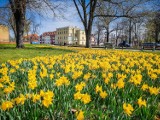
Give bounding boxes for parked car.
[118,42,130,47]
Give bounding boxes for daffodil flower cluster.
[0,48,159,119]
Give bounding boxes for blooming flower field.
[0,48,159,120]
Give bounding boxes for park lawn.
[0,44,74,63]
[1,44,160,63]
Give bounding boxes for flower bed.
[0,49,159,119]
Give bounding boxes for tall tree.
[145,11,160,43]
[74,0,153,47]
[96,1,118,43]
[73,0,97,48]
[0,0,63,48]
[94,20,103,45]
[9,0,26,48]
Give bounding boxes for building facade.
[90,34,97,45]
[55,26,86,45]
[40,31,56,44]
[0,24,9,43]
[23,34,39,43]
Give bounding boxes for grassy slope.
[0,44,73,63]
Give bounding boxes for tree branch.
[73,0,85,25]
[94,14,132,18]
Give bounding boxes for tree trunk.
[97,30,100,46]
[85,29,91,48]
[73,0,97,48]
[9,0,26,48]
[115,24,118,46]
[15,15,25,48]
[129,18,132,44]
[105,26,109,43]
[155,27,159,43]
[106,27,109,43]
[134,23,137,46]
[85,19,93,48]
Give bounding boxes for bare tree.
[73,0,152,48]
[96,1,119,44]
[9,0,27,48]
[24,18,32,42]
[73,0,97,48]
[131,17,145,46]
[94,20,103,45]
[145,11,160,43]
[115,23,123,46]
[0,0,63,48]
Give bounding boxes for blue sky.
[0,0,7,7]
[0,0,84,35]
[37,1,84,34]
[0,0,156,36]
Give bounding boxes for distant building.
[40,31,56,44]
[90,34,96,45]
[0,24,9,43]
[55,26,86,45]
[23,34,39,43]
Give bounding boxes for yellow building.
[55,26,86,45]
[0,24,9,42]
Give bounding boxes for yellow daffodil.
[81,93,91,104]
[123,103,134,116]
[104,78,110,84]
[100,91,108,99]
[83,73,91,81]
[76,110,84,120]
[95,84,102,93]
[141,84,149,91]
[75,82,86,91]
[55,76,70,87]
[32,94,41,103]
[74,92,82,100]
[149,87,159,95]
[137,97,146,107]
[116,79,125,89]
[1,101,13,111]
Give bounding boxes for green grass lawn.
[1,44,160,64]
[0,44,73,63]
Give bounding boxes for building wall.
[43,36,51,44]
[57,27,70,44]
[0,25,9,42]
[23,34,39,43]
[77,30,86,45]
[40,31,56,44]
[90,35,96,45]
[55,26,86,45]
